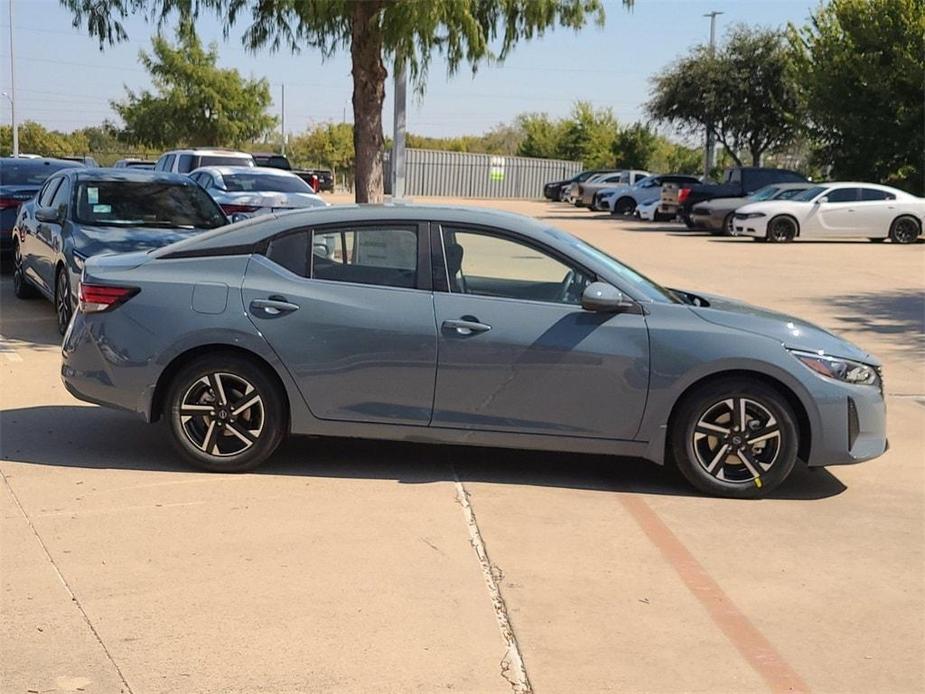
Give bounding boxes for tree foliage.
[789,0,925,193]
[61,0,625,202]
[112,22,276,148]
[612,121,659,169]
[288,121,355,172]
[647,26,801,166]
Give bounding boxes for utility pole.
[280,83,286,155]
[703,10,723,179]
[8,0,18,157]
[391,62,407,200]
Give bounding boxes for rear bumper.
[690,212,723,230]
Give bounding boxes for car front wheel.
[166,354,287,472]
[766,216,798,243]
[670,378,799,499]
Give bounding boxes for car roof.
[1,156,84,166]
[163,148,253,156]
[153,204,567,258]
[69,168,198,184]
[194,166,301,177]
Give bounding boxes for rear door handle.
[250,296,300,317]
[442,318,492,335]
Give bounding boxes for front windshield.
[74,180,227,228]
[545,228,680,304]
[792,186,828,202]
[222,173,312,193]
[748,185,780,202]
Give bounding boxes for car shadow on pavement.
[0,405,847,501]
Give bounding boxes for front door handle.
[442,317,492,335]
[250,296,300,317]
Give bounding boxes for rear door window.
[177,154,195,173]
[860,188,895,201]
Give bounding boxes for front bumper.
[804,374,887,467]
[732,216,769,237]
[690,212,723,231]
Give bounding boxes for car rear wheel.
[889,216,920,244]
[55,267,73,335]
[166,354,286,472]
[670,378,799,499]
[12,242,38,299]
[766,216,797,243]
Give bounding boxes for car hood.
[72,224,205,257]
[686,291,877,364]
[735,200,808,216]
[216,191,328,208]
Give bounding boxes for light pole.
[703,10,723,179]
[6,0,18,157]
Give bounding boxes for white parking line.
[0,335,23,362]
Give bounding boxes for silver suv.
[154,148,255,174]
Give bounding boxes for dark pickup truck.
[679,167,807,228]
[250,153,335,193]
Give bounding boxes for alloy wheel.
[691,397,781,484]
[891,218,919,244]
[55,270,72,333]
[179,372,265,457]
[767,217,796,242]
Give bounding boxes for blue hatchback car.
[61,205,887,498]
[11,168,227,333]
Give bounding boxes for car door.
[22,175,63,293]
[430,225,649,440]
[814,187,862,236]
[854,188,897,237]
[242,221,438,425]
[34,175,72,290]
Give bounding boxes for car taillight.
[78,283,139,313]
[678,188,692,203]
[0,197,24,210]
[220,204,260,215]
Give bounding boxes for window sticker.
[87,187,99,204]
[92,204,112,214]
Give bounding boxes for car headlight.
[788,349,880,386]
[740,212,766,219]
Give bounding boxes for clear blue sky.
[1,0,823,139]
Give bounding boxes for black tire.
[670,378,799,499]
[652,211,669,223]
[766,215,798,243]
[682,213,696,229]
[12,241,38,299]
[888,215,921,244]
[717,212,735,236]
[614,197,636,215]
[165,353,287,473]
[54,266,73,335]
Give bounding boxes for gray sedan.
[61,206,886,498]
[690,183,814,235]
[190,166,328,218]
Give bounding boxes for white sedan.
[732,182,924,244]
[189,166,328,219]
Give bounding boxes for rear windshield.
[74,180,227,229]
[223,173,312,193]
[253,155,291,169]
[0,160,75,185]
[199,155,255,168]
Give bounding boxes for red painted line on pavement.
[620,495,810,694]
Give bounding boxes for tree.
[647,26,801,166]
[612,121,658,169]
[112,22,276,148]
[558,101,618,168]
[288,121,355,180]
[516,113,567,159]
[789,0,925,193]
[62,0,629,202]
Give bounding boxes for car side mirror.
[581,282,634,313]
[816,196,828,205]
[229,212,250,224]
[35,205,62,223]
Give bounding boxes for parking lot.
[2,197,923,693]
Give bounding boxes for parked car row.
[544,165,924,243]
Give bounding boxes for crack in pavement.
[1,469,135,694]
[452,466,532,694]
